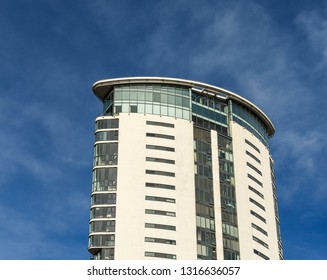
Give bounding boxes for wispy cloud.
[136,1,326,205]
[0,198,89,260]
[296,5,327,69]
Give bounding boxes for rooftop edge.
[92,77,275,136]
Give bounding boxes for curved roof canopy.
[92,77,275,136]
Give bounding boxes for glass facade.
[101,82,270,147]
[218,134,240,260]
[108,84,191,120]
[191,91,228,128]
[194,127,216,260]
[231,101,269,146]
[89,118,119,260]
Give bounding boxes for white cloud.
[296,6,327,68]
[277,130,324,170]
[273,129,327,205]
[0,205,55,259]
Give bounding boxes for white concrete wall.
[230,121,279,259]
[114,113,197,259]
[210,130,224,260]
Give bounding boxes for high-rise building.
[88,77,283,260]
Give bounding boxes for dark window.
[96,118,119,129]
[246,150,261,164]
[94,143,118,166]
[146,170,175,177]
[247,162,262,176]
[248,186,264,199]
[146,157,175,164]
[223,237,240,251]
[248,174,263,187]
[252,223,268,236]
[146,145,175,152]
[221,210,238,226]
[146,121,174,128]
[145,209,176,217]
[92,193,116,205]
[245,139,260,153]
[90,220,116,232]
[146,133,174,140]
[92,168,117,191]
[89,234,115,247]
[253,249,270,260]
[91,206,116,219]
[129,105,137,113]
[250,210,266,223]
[145,196,175,203]
[144,251,176,259]
[145,223,176,231]
[145,182,175,190]
[114,106,122,113]
[224,250,240,260]
[145,237,176,245]
[250,198,265,211]
[95,130,119,142]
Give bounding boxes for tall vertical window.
[194,126,216,260]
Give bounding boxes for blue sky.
[0,0,326,260]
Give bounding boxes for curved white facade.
[88,77,283,260]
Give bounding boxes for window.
[246,150,261,164]
[248,186,264,199]
[221,185,236,199]
[245,139,260,153]
[222,223,239,238]
[224,250,240,260]
[252,223,268,236]
[92,168,117,191]
[250,198,265,211]
[145,196,175,203]
[145,157,175,164]
[196,216,215,231]
[146,145,175,152]
[247,162,262,176]
[91,206,116,219]
[146,121,174,128]
[96,118,119,129]
[250,210,266,223]
[144,251,176,259]
[146,157,175,164]
[145,237,176,245]
[114,106,122,113]
[94,143,118,166]
[146,133,174,140]
[92,193,117,205]
[197,228,216,245]
[248,174,263,187]
[145,182,175,190]
[145,209,176,217]
[221,210,238,226]
[129,105,137,113]
[223,238,240,251]
[253,249,270,260]
[95,130,119,142]
[146,170,175,177]
[90,220,116,232]
[89,234,115,247]
[113,84,190,120]
[145,223,176,231]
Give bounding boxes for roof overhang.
[92,77,275,136]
